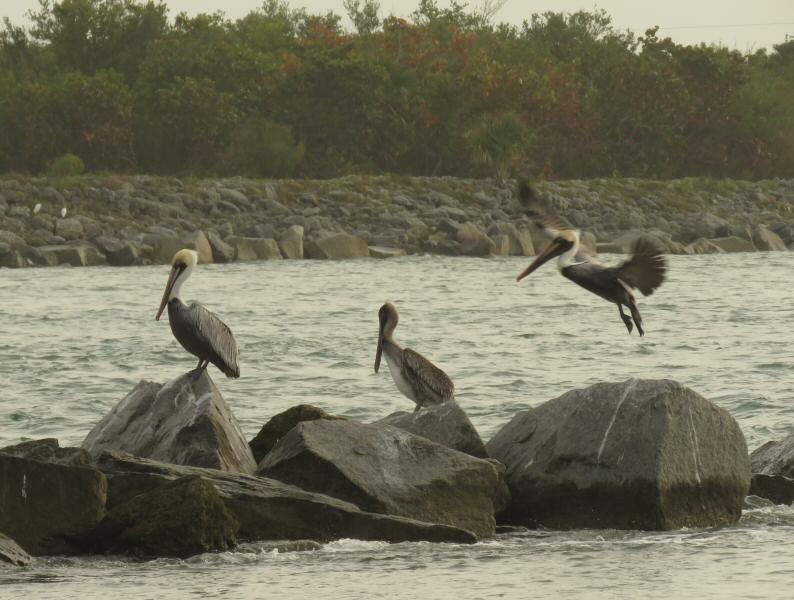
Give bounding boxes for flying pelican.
[374,302,454,411]
[515,182,666,336]
[156,249,240,378]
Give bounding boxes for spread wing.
[612,237,667,296]
[188,302,240,377]
[402,348,454,403]
[517,180,569,237]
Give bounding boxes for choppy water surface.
[1,254,793,599]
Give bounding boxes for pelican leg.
[189,359,209,380]
[628,299,644,337]
[618,305,634,334]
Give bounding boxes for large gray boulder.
[96,451,476,544]
[37,243,106,267]
[0,533,31,566]
[95,236,140,266]
[0,451,107,555]
[227,236,283,261]
[305,233,369,259]
[249,404,343,464]
[751,224,788,251]
[750,433,794,479]
[257,420,507,538]
[206,230,235,263]
[82,373,257,474]
[488,223,534,256]
[487,379,750,530]
[710,236,756,252]
[278,225,304,259]
[375,401,487,458]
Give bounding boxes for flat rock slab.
[305,234,369,259]
[82,372,257,474]
[0,453,107,555]
[375,401,488,458]
[258,420,506,538]
[0,533,32,566]
[95,451,475,545]
[487,379,750,530]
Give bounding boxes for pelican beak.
[156,265,180,321]
[375,313,386,373]
[516,239,566,282]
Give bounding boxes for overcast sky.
[3,1,793,51]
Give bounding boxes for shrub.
[222,117,305,178]
[47,153,85,177]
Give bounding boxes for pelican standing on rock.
[374,302,454,411]
[156,249,240,378]
[515,182,667,336]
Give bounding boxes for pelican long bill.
[156,264,181,321]
[516,239,567,282]
[374,310,386,373]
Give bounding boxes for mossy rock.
[90,475,238,558]
[249,405,344,464]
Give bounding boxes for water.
[1,254,793,599]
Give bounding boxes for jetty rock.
[257,419,508,538]
[82,372,257,474]
[486,379,750,530]
[0,533,32,567]
[375,400,488,458]
[95,451,476,545]
[249,404,344,464]
[0,439,107,555]
[749,434,794,505]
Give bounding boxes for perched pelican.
[515,182,666,336]
[374,302,454,410]
[156,249,240,378]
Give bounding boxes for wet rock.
[205,231,235,263]
[96,452,476,544]
[459,237,496,257]
[0,244,26,268]
[249,404,343,464]
[375,400,488,458]
[0,533,31,566]
[750,224,788,251]
[152,230,213,264]
[750,433,794,478]
[687,238,725,254]
[88,475,238,558]
[227,236,283,261]
[258,420,506,538]
[488,222,534,256]
[82,373,257,474]
[749,473,794,505]
[36,243,106,267]
[54,217,84,240]
[95,236,140,266]
[305,233,369,259]
[1,438,91,467]
[0,453,107,555]
[368,245,406,259]
[490,234,511,256]
[487,379,750,530]
[710,236,756,252]
[278,225,304,259]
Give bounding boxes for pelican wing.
[402,348,455,404]
[188,302,240,377]
[517,180,569,237]
[613,237,667,296]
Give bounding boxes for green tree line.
[1,0,793,179]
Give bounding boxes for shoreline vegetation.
[1,1,793,181]
[1,175,793,268]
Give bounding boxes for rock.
[1,438,91,467]
[0,533,31,567]
[227,236,283,261]
[0,229,27,250]
[54,217,84,240]
[749,473,794,505]
[490,234,511,256]
[374,400,488,458]
[206,230,235,263]
[153,231,213,264]
[455,222,489,244]
[486,379,750,530]
[687,238,725,254]
[488,222,534,256]
[459,237,496,257]
[0,245,26,268]
[182,230,213,263]
[0,453,107,555]
[305,233,369,259]
[249,405,343,464]
[368,245,406,259]
[750,433,794,478]
[580,231,598,255]
[95,236,140,266]
[96,452,476,544]
[36,243,106,267]
[88,475,238,558]
[751,224,788,251]
[82,373,257,474]
[278,225,304,259]
[258,420,506,538]
[710,236,756,252]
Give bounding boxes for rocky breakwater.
[5,175,791,269]
[747,434,794,506]
[487,379,751,530]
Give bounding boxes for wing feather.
[613,237,667,296]
[402,348,454,403]
[517,180,569,237]
[188,302,240,377]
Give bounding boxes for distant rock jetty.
[1,175,793,268]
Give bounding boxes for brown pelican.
[374,302,454,410]
[156,249,240,378]
[516,182,666,336]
